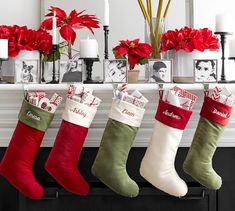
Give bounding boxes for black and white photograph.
[148,59,172,83]
[60,59,83,83]
[14,60,38,83]
[194,59,218,83]
[104,59,127,83]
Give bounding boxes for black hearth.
[1,147,235,211]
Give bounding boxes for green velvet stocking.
[183,117,224,189]
[92,118,139,197]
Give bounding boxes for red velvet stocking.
[45,120,89,195]
[0,121,45,200]
[0,99,54,200]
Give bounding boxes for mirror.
[40,0,193,79]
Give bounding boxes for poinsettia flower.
[40,6,100,45]
[160,27,220,52]
[113,38,152,70]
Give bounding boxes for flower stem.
[68,42,72,59]
[163,0,172,18]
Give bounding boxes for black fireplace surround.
[0,147,234,211]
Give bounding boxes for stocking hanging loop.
[22,83,29,99]
[203,84,209,97]
[112,83,119,98]
[158,83,164,99]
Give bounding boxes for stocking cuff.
[200,96,233,126]
[18,99,54,132]
[62,98,97,128]
[109,99,145,127]
[155,99,192,130]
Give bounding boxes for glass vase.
[145,18,167,59]
[40,59,60,84]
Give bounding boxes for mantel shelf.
[0,83,235,92]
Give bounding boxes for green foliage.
[42,42,67,62]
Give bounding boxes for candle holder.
[215,32,233,83]
[0,59,10,84]
[103,25,109,59]
[47,44,59,84]
[81,57,103,84]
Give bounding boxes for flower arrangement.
[113,38,152,70]
[160,27,220,52]
[0,25,52,57]
[138,0,172,58]
[40,6,100,59]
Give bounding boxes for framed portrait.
[194,59,218,83]
[60,59,83,83]
[14,60,39,83]
[103,59,127,83]
[148,59,173,83]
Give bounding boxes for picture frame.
[103,59,128,83]
[148,59,173,83]
[60,59,83,83]
[14,60,39,83]
[193,59,218,83]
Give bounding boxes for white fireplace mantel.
[0,83,235,148]
[1,83,235,91]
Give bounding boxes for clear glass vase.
[40,60,60,84]
[145,18,167,59]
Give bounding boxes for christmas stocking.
[0,99,54,200]
[183,96,233,189]
[92,97,146,197]
[140,97,193,197]
[45,97,100,196]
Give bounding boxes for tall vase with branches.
[138,0,172,58]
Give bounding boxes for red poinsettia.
[40,6,100,45]
[160,27,220,52]
[113,39,152,70]
[0,25,52,57]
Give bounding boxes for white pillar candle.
[104,0,109,26]
[52,11,57,45]
[216,13,232,32]
[229,38,235,57]
[80,38,98,58]
[0,39,8,59]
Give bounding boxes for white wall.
[0,0,41,29]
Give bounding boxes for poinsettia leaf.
[132,38,140,45]
[72,24,85,30]
[112,50,126,59]
[60,25,76,45]
[138,57,148,65]
[50,6,67,19]
[113,46,129,57]
[43,49,61,62]
[133,43,152,57]
[120,39,131,47]
[69,9,85,19]
[69,10,78,19]
[128,54,139,70]
[58,41,68,54]
[40,18,53,30]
